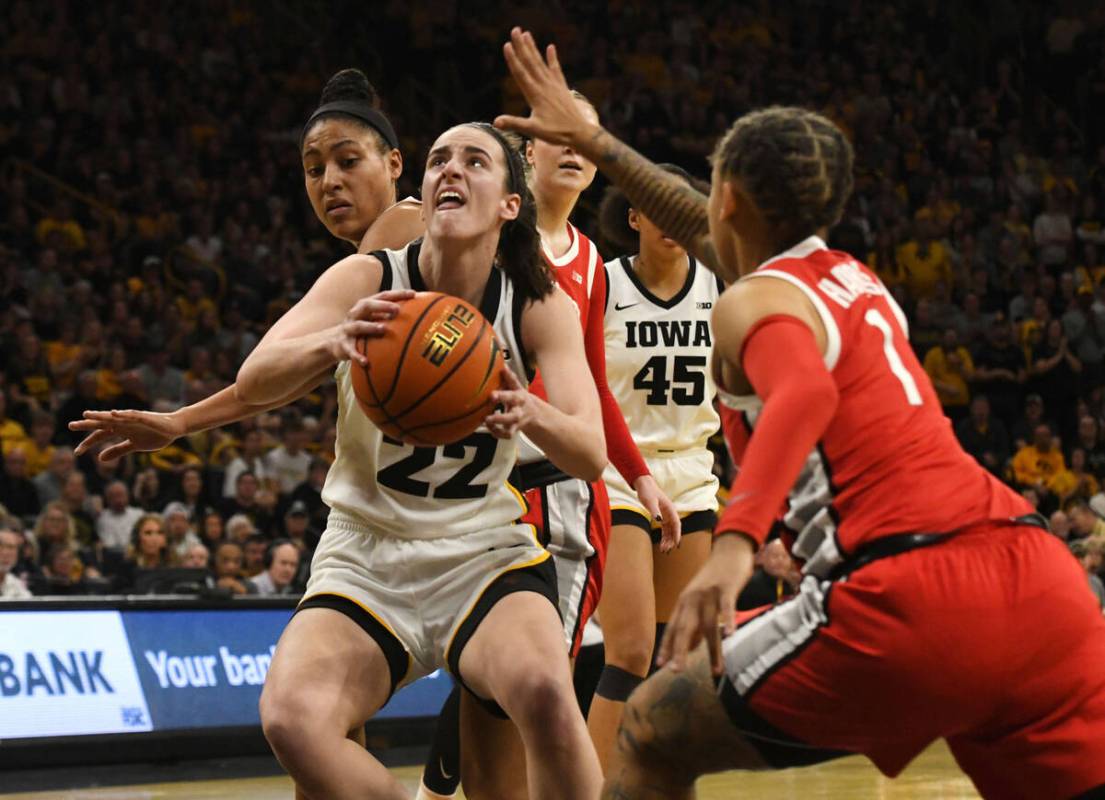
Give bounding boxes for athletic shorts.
[517,460,610,658]
[299,511,557,701]
[604,449,719,543]
[717,520,1105,799]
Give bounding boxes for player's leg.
[586,519,655,773]
[456,587,602,800]
[415,685,462,800]
[295,727,368,800]
[458,691,529,800]
[653,516,714,645]
[260,605,407,800]
[601,646,770,799]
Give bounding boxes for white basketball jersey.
[603,254,721,453]
[322,242,530,539]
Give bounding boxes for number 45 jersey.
[603,254,722,454]
[322,242,531,540]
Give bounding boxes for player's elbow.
[578,447,608,483]
[802,371,840,422]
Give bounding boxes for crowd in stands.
[2,0,1105,600]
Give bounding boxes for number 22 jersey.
[603,254,721,454]
[322,242,530,540]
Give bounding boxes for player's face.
[631,208,686,259]
[526,99,599,200]
[302,119,402,245]
[422,126,521,242]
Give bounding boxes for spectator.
[212,541,251,596]
[1063,285,1105,387]
[32,446,76,506]
[20,412,57,478]
[1069,539,1105,610]
[114,513,171,591]
[955,395,1010,475]
[162,501,201,561]
[225,513,257,544]
[247,539,300,596]
[0,389,28,453]
[923,328,974,421]
[0,527,31,599]
[180,542,210,570]
[265,416,312,496]
[37,543,89,595]
[0,447,41,520]
[167,467,207,523]
[1028,318,1082,440]
[1012,423,1066,504]
[243,532,269,579]
[219,471,273,534]
[200,509,226,551]
[95,480,145,550]
[1050,510,1072,541]
[135,344,184,407]
[222,429,274,498]
[976,313,1025,430]
[1070,415,1105,477]
[1033,190,1074,269]
[59,470,98,545]
[286,457,329,532]
[897,210,954,300]
[1010,394,1054,450]
[132,467,168,511]
[1070,499,1105,541]
[1051,448,1100,505]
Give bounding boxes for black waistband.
[826,513,1049,582]
[513,459,571,491]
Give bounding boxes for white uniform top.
[321,241,530,539]
[603,254,721,454]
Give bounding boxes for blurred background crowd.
[2,0,1105,603]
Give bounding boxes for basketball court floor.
[0,741,977,798]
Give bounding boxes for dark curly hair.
[711,107,854,251]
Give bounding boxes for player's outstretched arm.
[487,288,607,481]
[496,27,722,276]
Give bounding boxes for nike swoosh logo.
[440,757,453,781]
[614,302,638,310]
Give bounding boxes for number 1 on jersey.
[864,309,923,406]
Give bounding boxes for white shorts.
[603,449,719,542]
[300,511,557,695]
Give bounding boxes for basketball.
[350,291,504,446]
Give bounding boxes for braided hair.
[598,163,708,255]
[711,107,854,251]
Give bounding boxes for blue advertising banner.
[0,606,452,739]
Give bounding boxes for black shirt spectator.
[971,316,1026,428]
[956,395,1012,476]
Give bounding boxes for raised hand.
[495,28,598,148]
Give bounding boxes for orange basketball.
[350,291,504,446]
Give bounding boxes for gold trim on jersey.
[442,549,552,667]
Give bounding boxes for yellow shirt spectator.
[896,237,953,299]
[1011,443,1066,487]
[922,337,974,410]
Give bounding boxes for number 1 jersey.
[724,236,1029,563]
[322,242,530,539]
[603,254,721,454]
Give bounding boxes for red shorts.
[719,521,1105,799]
[521,476,610,657]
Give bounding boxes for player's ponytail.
[463,123,554,304]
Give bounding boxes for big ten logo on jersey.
[422,304,476,366]
[817,260,885,308]
[625,319,712,348]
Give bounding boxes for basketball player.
[587,168,722,773]
[245,121,603,800]
[499,28,1105,800]
[70,69,422,460]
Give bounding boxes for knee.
[499,670,577,739]
[604,639,654,679]
[260,682,314,767]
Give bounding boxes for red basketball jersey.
[737,237,1030,557]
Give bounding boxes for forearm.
[176,369,331,435]
[576,125,719,271]
[521,398,606,481]
[236,327,338,405]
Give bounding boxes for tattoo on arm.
[590,128,720,273]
